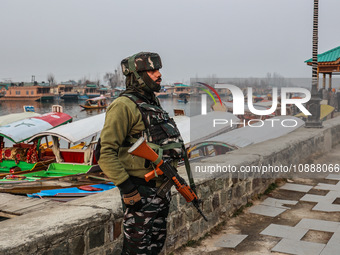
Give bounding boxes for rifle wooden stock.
[144,167,163,182]
[128,137,163,164]
[128,137,208,221]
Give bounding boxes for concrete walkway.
[177,143,340,255]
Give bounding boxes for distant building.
[0,82,54,101]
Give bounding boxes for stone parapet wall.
[1,116,340,255]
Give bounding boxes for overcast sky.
[1,0,340,85]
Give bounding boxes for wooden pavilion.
[305,45,340,90]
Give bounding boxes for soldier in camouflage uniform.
[99,52,185,255]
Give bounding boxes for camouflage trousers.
[121,185,171,255]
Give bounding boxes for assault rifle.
[128,137,208,221]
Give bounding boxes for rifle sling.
[182,144,197,194]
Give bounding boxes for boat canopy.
[0,112,72,143]
[173,111,240,145]
[28,113,105,144]
[205,116,304,148]
[87,96,106,101]
[0,112,41,127]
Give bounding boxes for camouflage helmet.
[121,52,162,76]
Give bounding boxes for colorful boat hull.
[22,163,93,178]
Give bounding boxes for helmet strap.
[128,54,146,87]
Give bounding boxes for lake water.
[0,97,203,121]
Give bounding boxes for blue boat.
[27,183,116,199]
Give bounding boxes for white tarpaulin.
[0,118,53,143]
[0,112,41,127]
[28,113,106,144]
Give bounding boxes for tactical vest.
[122,93,185,159]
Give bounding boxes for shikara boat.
[26,113,106,175]
[79,96,107,109]
[0,105,72,174]
[0,113,107,194]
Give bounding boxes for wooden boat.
[0,169,106,194]
[79,96,107,109]
[0,113,106,194]
[0,159,55,177]
[0,105,72,174]
[27,113,105,167]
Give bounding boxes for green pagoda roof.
[174,83,189,87]
[305,46,340,63]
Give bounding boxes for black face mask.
[120,72,161,106]
[141,72,161,93]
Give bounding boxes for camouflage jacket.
[122,93,184,159]
[98,94,183,188]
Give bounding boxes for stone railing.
[1,116,340,255]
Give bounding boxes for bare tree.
[104,72,115,88]
[205,74,218,86]
[104,66,124,89]
[266,72,272,86]
[47,73,56,85]
[80,76,89,85]
[95,79,100,86]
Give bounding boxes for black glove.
[118,178,143,211]
[123,189,143,211]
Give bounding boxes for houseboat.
[83,84,101,98]
[155,86,174,98]
[58,83,79,101]
[172,83,191,98]
[0,83,54,101]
